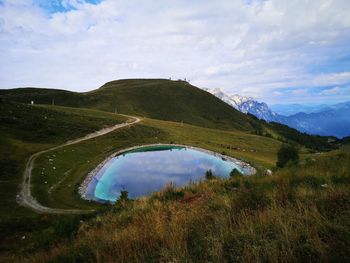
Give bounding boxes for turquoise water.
[85,145,247,202]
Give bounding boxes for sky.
[1,0,350,104]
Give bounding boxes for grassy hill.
[0,101,127,219]
[0,101,281,256]
[0,102,128,144]
[1,102,348,262]
[0,79,347,261]
[0,79,336,151]
[0,79,256,131]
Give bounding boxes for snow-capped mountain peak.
[231,94,254,105]
[203,88,238,109]
[203,87,350,138]
[204,88,279,122]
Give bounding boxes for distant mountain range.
[270,103,331,116]
[204,88,350,138]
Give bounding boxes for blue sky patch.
[34,0,102,13]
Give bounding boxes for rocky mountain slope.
[203,88,280,122]
[204,88,350,138]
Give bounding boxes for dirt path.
[17,115,141,214]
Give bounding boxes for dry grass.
[4,151,350,263]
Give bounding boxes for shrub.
[115,190,129,208]
[205,169,214,180]
[53,216,81,239]
[120,190,128,200]
[276,144,299,168]
[159,183,184,201]
[230,168,242,177]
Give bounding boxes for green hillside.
[0,102,127,218]
[88,79,257,131]
[0,82,348,262]
[0,79,336,151]
[0,102,281,257]
[0,79,256,131]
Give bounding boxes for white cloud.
[0,0,350,104]
[320,86,350,96]
[313,72,350,86]
[320,86,342,95]
[291,89,308,95]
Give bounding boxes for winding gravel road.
[17,115,141,214]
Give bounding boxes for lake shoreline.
[78,143,257,201]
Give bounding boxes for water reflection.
[86,146,245,202]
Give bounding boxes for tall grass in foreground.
[8,151,350,263]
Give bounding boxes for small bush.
[205,169,215,180]
[115,190,129,208]
[54,217,80,239]
[159,183,184,201]
[276,144,299,168]
[331,174,350,185]
[120,190,128,200]
[230,168,242,177]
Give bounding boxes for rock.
[265,169,273,176]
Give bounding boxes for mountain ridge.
[204,88,280,122]
[204,87,350,138]
[0,79,260,132]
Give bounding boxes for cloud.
[320,86,342,95]
[313,72,350,86]
[291,89,308,95]
[320,86,350,96]
[1,0,350,104]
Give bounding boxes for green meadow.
[0,79,348,262]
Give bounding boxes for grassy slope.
[14,150,350,263]
[3,107,348,261]
[0,102,128,144]
[0,80,345,261]
[0,102,128,254]
[0,79,336,151]
[30,117,282,211]
[86,79,256,131]
[0,102,126,217]
[0,79,256,131]
[0,101,282,257]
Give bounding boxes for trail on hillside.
[17,115,141,214]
